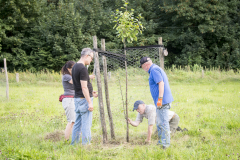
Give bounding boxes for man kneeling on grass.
[128,100,180,144]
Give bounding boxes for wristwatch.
[159,97,163,99]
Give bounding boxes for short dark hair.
[61,61,75,75]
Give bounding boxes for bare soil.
[44,130,64,142]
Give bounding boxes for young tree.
[113,0,144,142]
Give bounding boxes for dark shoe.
[176,126,183,132]
[162,146,168,150]
[183,128,188,132]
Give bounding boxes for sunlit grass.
[0,67,240,159]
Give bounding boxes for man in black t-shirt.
[71,48,98,145]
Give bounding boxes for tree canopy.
[0,0,239,71]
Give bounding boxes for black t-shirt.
[72,63,93,98]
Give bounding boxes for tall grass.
[0,70,61,84]
[1,66,239,85]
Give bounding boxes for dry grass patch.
[44,130,64,142]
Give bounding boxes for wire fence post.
[4,58,9,100]
[158,37,164,70]
[16,73,19,83]
[93,36,108,143]
[102,39,115,140]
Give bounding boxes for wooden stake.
[202,70,204,78]
[16,73,19,83]
[93,36,108,143]
[108,72,111,80]
[102,39,115,139]
[158,37,164,70]
[4,58,9,100]
[101,39,105,51]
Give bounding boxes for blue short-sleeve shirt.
[148,64,173,106]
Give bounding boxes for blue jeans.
[156,103,171,147]
[71,97,93,145]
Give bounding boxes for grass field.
[0,68,240,159]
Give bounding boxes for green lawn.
[0,69,240,159]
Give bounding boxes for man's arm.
[89,75,95,79]
[157,81,164,107]
[80,80,93,111]
[92,91,98,98]
[146,125,153,143]
[128,118,140,127]
[158,80,164,97]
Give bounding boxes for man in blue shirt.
[140,57,174,149]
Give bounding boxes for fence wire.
[95,46,162,114]
[97,47,161,72]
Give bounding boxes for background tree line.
[0,0,239,72]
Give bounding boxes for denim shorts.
[62,98,75,123]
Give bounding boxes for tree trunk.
[123,39,129,142]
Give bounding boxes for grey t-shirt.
[136,104,156,125]
[62,74,75,96]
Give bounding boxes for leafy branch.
[112,0,144,43]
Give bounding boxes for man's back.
[136,104,156,125]
[148,64,173,106]
[72,63,93,98]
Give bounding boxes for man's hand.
[93,91,98,98]
[127,118,132,124]
[88,103,94,112]
[89,75,95,80]
[127,119,140,127]
[147,124,153,143]
[157,98,162,109]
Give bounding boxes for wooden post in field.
[187,65,190,72]
[202,70,204,78]
[16,73,19,83]
[101,39,115,140]
[4,58,9,100]
[108,72,111,80]
[158,37,164,70]
[93,36,108,143]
